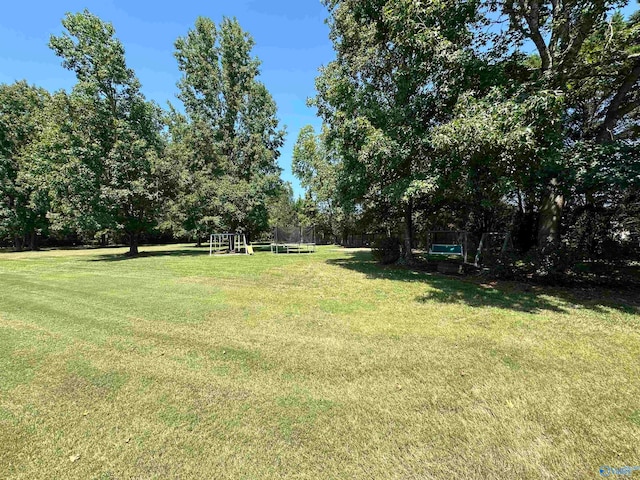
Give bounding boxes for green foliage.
[0,81,50,249]
[172,17,285,240]
[432,87,565,235]
[316,0,640,270]
[46,10,167,254]
[292,125,351,241]
[265,183,298,230]
[493,0,640,260]
[1,2,637,270]
[316,0,493,258]
[1,12,287,250]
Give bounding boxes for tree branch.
[548,0,561,58]
[596,60,640,142]
[558,0,607,75]
[523,0,552,71]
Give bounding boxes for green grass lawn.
[1,244,639,479]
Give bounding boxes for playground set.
[209,233,253,255]
[425,230,514,267]
[208,225,317,256]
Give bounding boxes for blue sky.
[2,1,638,199]
[0,0,336,197]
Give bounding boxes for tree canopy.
[0,81,50,250]
[0,11,287,254]
[171,16,285,242]
[44,10,167,254]
[307,0,639,274]
[1,4,638,275]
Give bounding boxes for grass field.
[1,244,639,479]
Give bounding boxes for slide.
[247,244,254,255]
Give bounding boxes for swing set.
[425,230,514,266]
[209,233,254,255]
[426,231,469,263]
[473,232,514,266]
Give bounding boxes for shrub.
[371,237,401,264]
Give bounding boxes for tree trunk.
[29,231,38,251]
[537,177,565,276]
[403,200,414,264]
[128,232,139,256]
[101,233,107,247]
[196,236,202,247]
[14,235,23,252]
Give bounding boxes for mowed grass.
[0,244,639,479]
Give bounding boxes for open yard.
[0,245,639,479]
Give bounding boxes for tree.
[173,16,285,241]
[317,0,639,270]
[432,87,564,246]
[266,182,299,230]
[292,125,352,243]
[316,0,484,262]
[493,0,640,256]
[0,81,50,250]
[162,106,221,245]
[566,11,640,143]
[47,10,167,255]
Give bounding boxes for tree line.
[0,11,284,255]
[291,0,639,276]
[2,3,639,275]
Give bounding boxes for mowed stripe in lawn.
[0,244,639,479]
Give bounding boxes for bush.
[371,237,401,264]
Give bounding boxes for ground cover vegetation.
[1,245,639,479]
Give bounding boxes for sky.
[2,1,638,199]
[0,0,336,197]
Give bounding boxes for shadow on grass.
[327,251,640,315]
[90,248,210,262]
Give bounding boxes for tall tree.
[47,10,167,255]
[433,87,563,232]
[266,182,299,230]
[0,81,50,250]
[292,125,347,242]
[173,16,285,241]
[316,0,483,262]
[495,0,639,254]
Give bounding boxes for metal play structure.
[271,225,316,254]
[209,233,254,255]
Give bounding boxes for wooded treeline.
[291,0,640,277]
[0,11,285,254]
[2,3,639,278]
